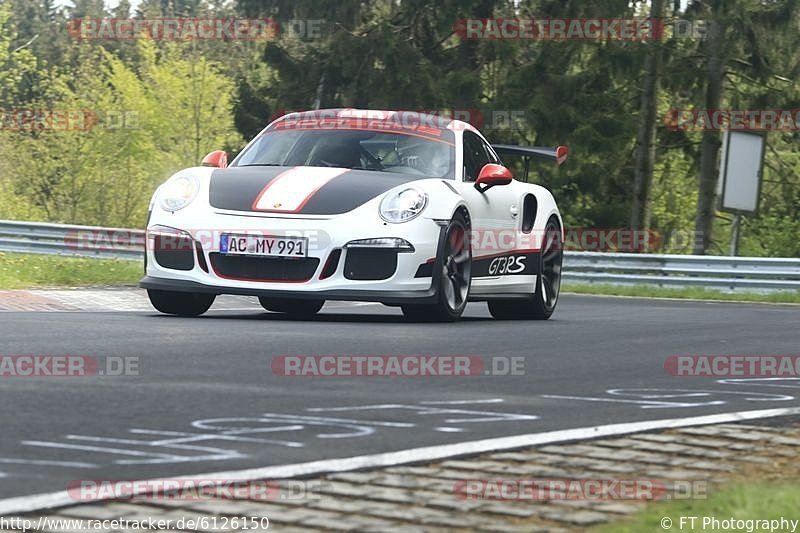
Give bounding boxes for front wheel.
[488,216,563,320]
[402,212,471,322]
[147,289,215,316]
[259,297,324,318]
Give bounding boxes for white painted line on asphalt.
[0,459,96,468]
[2,405,800,515]
[421,399,506,405]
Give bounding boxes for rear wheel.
[402,212,471,322]
[259,297,324,318]
[147,289,215,316]
[488,216,563,320]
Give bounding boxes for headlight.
[159,175,199,212]
[379,188,428,223]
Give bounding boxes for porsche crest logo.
[272,202,282,209]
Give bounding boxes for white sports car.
[140,109,566,321]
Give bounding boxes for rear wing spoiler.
[491,144,568,183]
[491,144,569,167]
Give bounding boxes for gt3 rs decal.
[472,251,540,277]
[209,167,421,215]
[415,249,541,279]
[252,167,347,212]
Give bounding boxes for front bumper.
[139,276,440,304]
[140,208,445,304]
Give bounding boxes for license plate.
[220,234,307,258]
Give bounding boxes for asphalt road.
[1,294,799,499]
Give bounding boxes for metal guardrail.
[1,220,799,292]
[563,251,800,292]
[0,220,144,260]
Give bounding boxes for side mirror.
[475,163,513,193]
[201,150,228,169]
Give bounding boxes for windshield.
[233,128,455,179]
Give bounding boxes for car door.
[455,130,520,264]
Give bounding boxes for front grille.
[209,253,319,282]
[344,249,398,281]
[153,235,195,271]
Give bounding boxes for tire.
[259,297,324,318]
[402,211,471,322]
[147,289,215,316]
[488,216,563,320]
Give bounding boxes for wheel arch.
[452,204,472,228]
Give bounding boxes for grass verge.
[563,282,800,304]
[591,481,800,532]
[0,252,141,289]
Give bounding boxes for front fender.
[416,179,469,222]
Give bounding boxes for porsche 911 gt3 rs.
[140,109,566,321]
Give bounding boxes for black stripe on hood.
[209,166,286,212]
[209,166,424,215]
[300,169,420,214]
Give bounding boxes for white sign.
[718,130,765,213]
